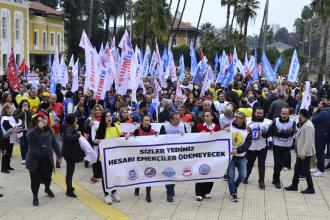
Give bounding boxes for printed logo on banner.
[199,164,211,175]
[182,166,193,177]
[232,132,244,147]
[127,169,138,180]
[144,167,156,178]
[162,167,176,177]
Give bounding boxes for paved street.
[0,145,330,220]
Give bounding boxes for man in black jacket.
[227,112,252,202]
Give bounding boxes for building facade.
[0,0,64,74]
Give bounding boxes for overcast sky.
[166,0,312,35]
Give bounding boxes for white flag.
[59,55,68,87]
[288,49,300,83]
[71,59,79,93]
[300,81,311,110]
[175,81,183,99]
[68,55,74,68]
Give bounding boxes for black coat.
[26,127,61,173]
[61,123,85,162]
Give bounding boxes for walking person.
[61,113,85,198]
[14,99,32,165]
[244,107,269,189]
[227,112,252,202]
[195,111,220,201]
[1,103,21,173]
[267,107,296,189]
[159,112,187,202]
[285,109,315,194]
[26,115,62,206]
[132,115,156,202]
[94,111,126,204]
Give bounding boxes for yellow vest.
[24,95,40,114]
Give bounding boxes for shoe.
[56,162,61,168]
[0,193,3,197]
[167,195,173,202]
[324,164,330,170]
[104,195,112,204]
[310,168,318,173]
[284,185,298,191]
[259,182,265,190]
[299,174,306,179]
[282,167,289,171]
[84,161,89,168]
[66,190,77,198]
[243,179,248,184]
[111,192,120,202]
[301,188,315,194]
[1,170,9,174]
[146,193,151,203]
[134,188,139,196]
[231,194,238,202]
[90,177,98,183]
[8,167,14,171]
[45,188,54,198]
[196,196,203,201]
[33,197,39,206]
[21,160,26,165]
[204,194,211,199]
[272,181,281,189]
[223,174,228,181]
[312,171,325,177]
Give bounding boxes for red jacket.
[197,123,220,132]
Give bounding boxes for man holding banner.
[159,112,187,202]
[227,112,252,202]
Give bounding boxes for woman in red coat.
[195,111,220,201]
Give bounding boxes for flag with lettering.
[178,54,185,82]
[261,51,276,82]
[288,50,300,83]
[71,59,79,93]
[142,44,151,77]
[6,48,20,91]
[217,50,229,83]
[60,55,68,87]
[162,46,168,72]
[273,55,283,76]
[50,48,60,93]
[190,41,198,77]
[214,54,219,73]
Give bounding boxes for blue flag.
[221,62,234,87]
[261,51,276,82]
[190,42,198,77]
[253,49,258,80]
[273,55,283,76]
[214,54,219,73]
[193,56,208,84]
[179,55,185,82]
[162,46,168,71]
[48,53,52,68]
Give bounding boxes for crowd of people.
[0,69,330,205]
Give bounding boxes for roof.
[29,1,62,17]
[170,18,199,31]
[267,41,293,52]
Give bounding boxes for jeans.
[66,161,75,191]
[292,156,314,189]
[246,148,267,183]
[19,131,28,160]
[315,135,326,172]
[227,157,247,195]
[165,184,175,197]
[273,146,290,183]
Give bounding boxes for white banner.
[99,131,231,191]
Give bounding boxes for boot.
[146,187,151,202]
[33,196,39,206]
[66,189,77,198]
[134,188,139,196]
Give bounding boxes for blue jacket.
[312,108,330,137]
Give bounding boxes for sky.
[166,0,312,35]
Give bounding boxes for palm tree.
[229,0,239,33]
[235,0,260,38]
[194,0,206,47]
[133,0,172,47]
[311,0,330,82]
[221,0,233,37]
[168,0,181,44]
[172,0,187,46]
[103,0,126,41]
[87,0,94,38]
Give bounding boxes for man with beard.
[267,107,296,189]
[244,107,269,189]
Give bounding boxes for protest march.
[1,1,330,219]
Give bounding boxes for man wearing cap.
[42,92,50,102]
[227,111,252,202]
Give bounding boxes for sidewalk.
[0,145,330,220]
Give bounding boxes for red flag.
[19,58,30,72]
[6,48,20,91]
[199,49,204,61]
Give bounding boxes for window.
[34,30,39,48]
[2,54,8,71]
[42,32,47,50]
[172,36,177,47]
[57,33,61,50]
[15,18,20,40]
[16,54,20,65]
[50,32,55,49]
[2,16,7,39]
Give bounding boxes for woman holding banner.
[195,111,220,201]
[94,111,128,204]
[132,115,156,203]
